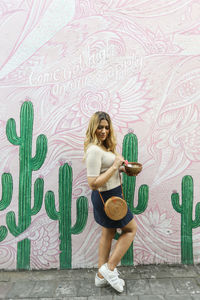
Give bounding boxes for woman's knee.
[122,219,137,236]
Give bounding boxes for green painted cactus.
[0,226,7,242]
[0,173,13,241]
[0,173,13,211]
[5,101,47,269]
[120,132,149,265]
[171,175,200,264]
[45,163,88,269]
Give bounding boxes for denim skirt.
[91,185,133,228]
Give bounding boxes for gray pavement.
[0,264,200,299]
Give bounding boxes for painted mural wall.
[0,0,200,270]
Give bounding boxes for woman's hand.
[119,165,126,173]
[113,154,124,170]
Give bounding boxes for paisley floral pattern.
[0,0,200,269]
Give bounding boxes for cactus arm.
[171,193,182,213]
[45,191,59,220]
[32,135,48,171]
[71,196,88,234]
[0,226,8,241]
[6,211,22,237]
[133,185,149,214]
[6,118,21,145]
[31,178,44,215]
[192,203,200,228]
[0,173,13,210]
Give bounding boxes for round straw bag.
[98,173,128,221]
[104,196,128,220]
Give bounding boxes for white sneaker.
[95,274,109,287]
[95,273,125,287]
[114,268,125,286]
[99,263,124,292]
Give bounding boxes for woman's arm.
[87,154,124,190]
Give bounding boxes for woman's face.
[95,119,110,144]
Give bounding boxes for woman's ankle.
[107,262,116,271]
[97,272,104,279]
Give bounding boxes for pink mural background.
[0,0,200,269]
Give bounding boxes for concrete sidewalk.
[0,264,200,300]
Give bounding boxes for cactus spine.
[5,101,47,269]
[120,133,149,265]
[171,175,200,264]
[0,173,13,241]
[45,163,88,269]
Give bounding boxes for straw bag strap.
[98,171,124,205]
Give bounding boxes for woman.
[84,111,137,293]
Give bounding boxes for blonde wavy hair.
[84,111,117,153]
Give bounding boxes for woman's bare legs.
[107,219,137,271]
[97,227,116,278]
[98,218,137,276]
